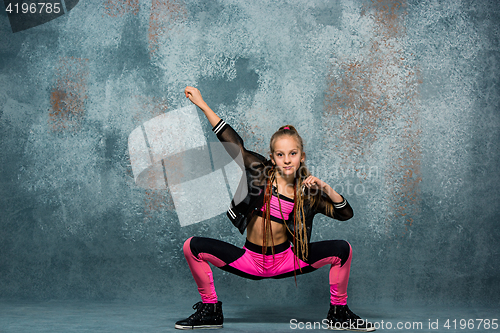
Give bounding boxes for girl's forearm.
[323,184,344,204]
[184,86,221,128]
[197,101,221,128]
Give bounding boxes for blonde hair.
[260,125,334,263]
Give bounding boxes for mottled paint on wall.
[49,57,89,132]
[0,0,499,306]
[128,95,176,218]
[148,0,187,58]
[104,0,140,17]
[324,0,421,239]
[143,189,174,220]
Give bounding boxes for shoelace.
[192,301,203,310]
[187,302,206,320]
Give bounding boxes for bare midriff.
[246,214,288,246]
[246,180,295,246]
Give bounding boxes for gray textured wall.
[1,0,499,307]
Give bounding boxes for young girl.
[175,86,374,331]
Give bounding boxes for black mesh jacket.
[212,119,354,243]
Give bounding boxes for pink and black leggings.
[183,236,352,305]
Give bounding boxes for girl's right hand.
[185,86,205,107]
[184,86,220,126]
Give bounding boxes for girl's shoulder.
[248,150,268,163]
[245,153,272,173]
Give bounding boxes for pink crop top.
[260,186,295,224]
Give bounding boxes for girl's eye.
[291,152,296,155]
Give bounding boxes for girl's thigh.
[189,236,246,265]
[307,240,351,267]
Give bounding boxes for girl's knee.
[183,236,195,255]
[344,240,352,254]
[339,240,352,265]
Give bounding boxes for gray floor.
[0,300,498,333]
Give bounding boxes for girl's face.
[271,135,305,179]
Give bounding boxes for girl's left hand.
[302,175,328,192]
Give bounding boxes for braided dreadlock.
[259,125,335,264]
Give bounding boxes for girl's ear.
[270,154,275,165]
[301,151,306,163]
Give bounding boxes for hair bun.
[280,125,297,132]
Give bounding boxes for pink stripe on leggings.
[183,237,352,305]
[310,242,352,305]
[183,237,219,303]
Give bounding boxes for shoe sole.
[175,324,223,330]
[347,328,376,332]
[327,325,376,332]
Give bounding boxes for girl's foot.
[175,301,223,329]
[326,304,375,331]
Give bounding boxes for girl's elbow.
[338,209,354,221]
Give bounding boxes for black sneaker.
[175,301,223,330]
[326,304,375,331]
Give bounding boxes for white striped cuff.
[213,120,227,136]
[227,207,236,219]
[333,199,347,209]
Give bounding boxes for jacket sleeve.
[315,193,354,221]
[212,119,266,169]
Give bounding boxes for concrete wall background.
[1,0,499,307]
